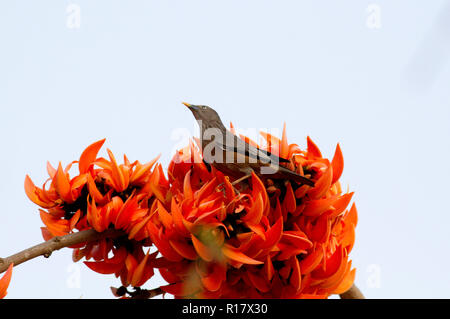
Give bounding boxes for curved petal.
[84,260,123,275]
[308,165,332,200]
[79,139,106,174]
[331,143,344,185]
[0,263,13,299]
[24,175,54,208]
[55,162,74,203]
[306,136,322,158]
[222,244,263,265]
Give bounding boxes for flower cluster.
[155,126,357,298]
[25,139,161,288]
[24,126,358,298]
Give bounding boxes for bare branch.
[0,228,124,274]
[339,284,365,299]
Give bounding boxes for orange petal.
[262,217,283,249]
[308,165,332,200]
[222,244,263,265]
[201,264,226,292]
[247,223,266,240]
[0,263,13,299]
[196,178,218,203]
[107,148,127,192]
[223,176,235,202]
[24,175,53,208]
[332,267,356,295]
[282,232,313,249]
[276,242,307,260]
[247,270,270,293]
[114,195,139,229]
[69,209,81,231]
[131,250,153,287]
[169,239,198,260]
[302,196,336,217]
[183,170,193,200]
[264,255,274,281]
[344,202,358,227]
[299,247,324,275]
[171,198,191,236]
[55,162,74,203]
[341,223,356,253]
[128,214,151,240]
[260,131,281,155]
[229,122,236,134]
[130,154,160,184]
[79,139,106,174]
[84,260,123,274]
[86,174,106,204]
[320,254,349,289]
[309,215,331,243]
[87,198,105,232]
[46,161,57,178]
[312,245,344,279]
[106,246,128,264]
[243,193,263,225]
[251,172,269,215]
[157,200,173,229]
[326,192,354,219]
[307,136,322,158]
[280,123,289,160]
[125,253,138,284]
[331,143,344,185]
[39,209,69,236]
[147,223,183,262]
[283,181,296,213]
[290,256,302,292]
[191,234,214,262]
[40,227,54,241]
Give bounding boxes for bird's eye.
[202,106,207,110]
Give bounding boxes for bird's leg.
[231,174,252,186]
[216,178,242,196]
[231,167,254,187]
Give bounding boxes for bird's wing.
[220,131,290,164]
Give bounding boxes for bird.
[183,102,315,187]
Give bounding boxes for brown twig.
[0,228,124,274]
[339,284,365,299]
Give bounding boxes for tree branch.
[0,228,124,274]
[339,284,365,299]
[0,229,364,299]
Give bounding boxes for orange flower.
[0,263,13,299]
[25,139,161,288]
[149,126,358,299]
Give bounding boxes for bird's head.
[182,102,223,127]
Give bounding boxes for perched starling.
[183,102,314,187]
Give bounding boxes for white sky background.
[1,1,449,298]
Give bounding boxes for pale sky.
[1,1,449,298]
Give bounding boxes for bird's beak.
[182,102,199,110]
